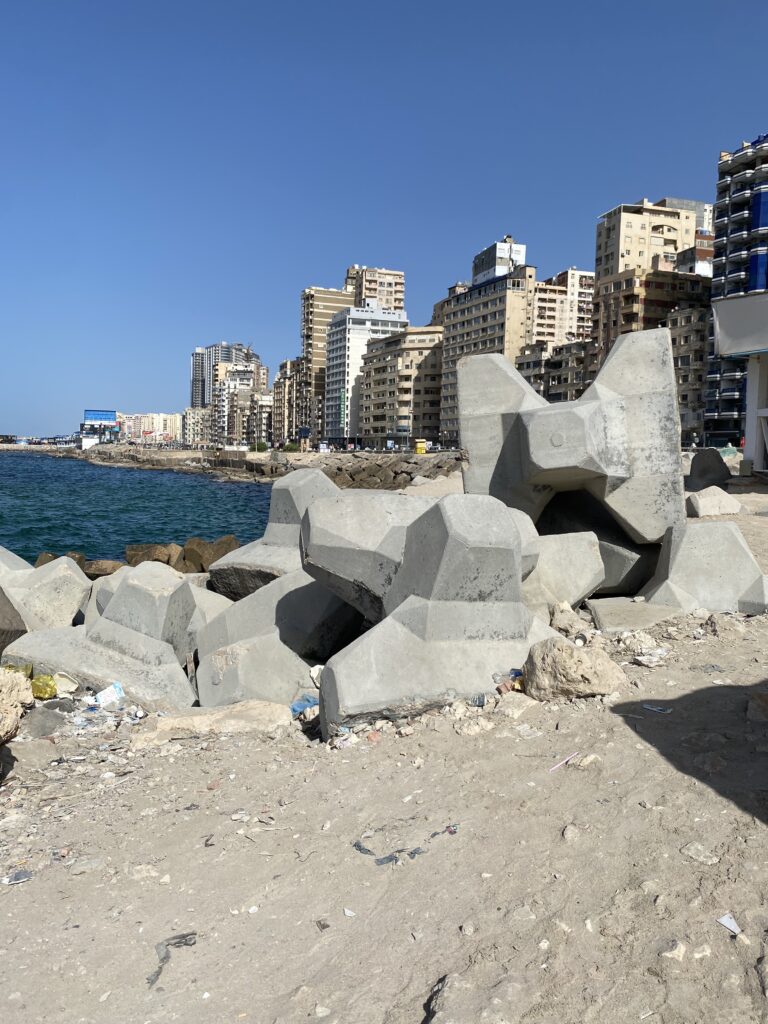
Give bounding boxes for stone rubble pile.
[1,329,765,744]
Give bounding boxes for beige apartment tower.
[359,326,442,447]
[345,265,405,311]
[300,286,356,437]
[594,198,709,282]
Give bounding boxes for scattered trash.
[1,869,33,886]
[315,919,330,932]
[469,693,488,707]
[353,823,458,867]
[343,907,356,917]
[549,751,580,772]
[633,650,669,668]
[94,682,126,709]
[147,931,197,989]
[52,672,79,695]
[717,913,742,936]
[31,675,57,700]
[291,693,320,718]
[642,704,673,715]
[202,834,214,847]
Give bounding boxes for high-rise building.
[344,265,405,311]
[359,326,443,447]
[190,349,206,408]
[210,362,267,446]
[324,302,408,442]
[711,134,768,459]
[595,198,704,282]
[300,285,356,438]
[188,342,262,408]
[182,406,212,447]
[247,393,273,447]
[272,358,301,446]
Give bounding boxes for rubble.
[522,636,627,701]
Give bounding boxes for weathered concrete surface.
[102,562,196,653]
[320,596,554,736]
[685,448,732,492]
[585,596,682,634]
[83,566,132,628]
[168,583,232,665]
[1,626,195,708]
[686,486,742,518]
[641,522,768,614]
[0,546,33,574]
[196,570,362,662]
[196,631,313,707]
[300,492,437,622]
[458,328,686,544]
[209,469,339,599]
[131,700,293,748]
[0,557,92,654]
[522,636,626,700]
[521,532,604,619]
[86,617,182,667]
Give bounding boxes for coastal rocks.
[522,636,626,701]
[209,469,339,600]
[0,557,91,655]
[196,632,313,707]
[123,535,240,574]
[83,559,127,580]
[102,561,196,656]
[182,535,240,572]
[1,626,194,708]
[0,667,34,746]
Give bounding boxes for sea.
[0,451,271,563]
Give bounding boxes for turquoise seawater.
[0,452,271,563]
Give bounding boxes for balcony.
[728,247,749,260]
[722,369,745,379]
[727,268,747,280]
[720,388,741,399]
[731,207,751,221]
[731,186,753,201]
[706,372,722,381]
[729,228,750,244]
[714,233,727,246]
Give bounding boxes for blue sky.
[1,0,766,435]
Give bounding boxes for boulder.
[64,551,87,572]
[300,492,437,621]
[209,470,339,599]
[0,667,34,708]
[685,486,742,518]
[522,636,626,700]
[458,328,686,544]
[182,537,215,572]
[641,522,768,614]
[83,559,127,580]
[196,570,362,662]
[0,557,91,654]
[685,448,732,492]
[34,552,58,568]
[86,617,182,667]
[102,561,196,653]
[125,542,176,567]
[1,703,22,745]
[131,700,292,748]
[1,626,194,708]
[549,602,587,638]
[197,631,313,707]
[521,532,604,619]
[170,582,232,664]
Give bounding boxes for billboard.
[83,409,117,426]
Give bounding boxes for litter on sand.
[147,931,197,989]
[549,751,580,772]
[1,870,33,886]
[717,913,742,936]
[291,694,320,718]
[642,704,673,715]
[352,823,459,866]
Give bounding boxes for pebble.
[680,841,719,865]
[562,824,579,843]
[460,920,476,936]
[659,940,686,961]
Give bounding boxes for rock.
[0,703,22,745]
[0,557,91,654]
[83,559,127,580]
[685,486,742,518]
[196,631,313,707]
[550,602,587,637]
[125,543,175,567]
[494,690,537,719]
[34,552,58,568]
[522,532,604,618]
[685,448,732,492]
[101,561,197,652]
[641,522,768,614]
[680,841,719,865]
[63,551,87,571]
[1,626,195,709]
[209,470,339,599]
[458,328,686,544]
[196,570,362,662]
[182,537,214,572]
[522,636,626,701]
[0,667,34,708]
[131,700,292,748]
[19,705,68,739]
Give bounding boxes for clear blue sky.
[1,0,765,435]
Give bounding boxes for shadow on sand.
[612,681,768,824]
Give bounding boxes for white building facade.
[324,302,408,442]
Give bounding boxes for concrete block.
[177,584,232,664]
[641,522,768,614]
[86,617,181,667]
[83,565,132,627]
[300,492,437,621]
[196,631,313,707]
[685,448,731,492]
[0,546,33,574]
[585,596,682,634]
[521,532,604,619]
[0,557,92,654]
[102,561,196,654]
[196,569,362,662]
[209,469,339,599]
[686,485,742,518]
[1,626,194,708]
[458,328,686,544]
[319,595,555,735]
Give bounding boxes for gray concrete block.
[167,583,232,665]
[86,617,181,667]
[521,532,604,619]
[84,565,132,627]
[458,328,686,544]
[0,557,92,654]
[641,522,768,614]
[685,448,731,492]
[209,469,339,599]
[300,492,437,621]
[685,486,742,517]
[585,596,682,634]
[319,595,555,735]
[1,626,195,708]
[102,561,196,653]
[0,546,33,574]
[196,569,362,662]
[196,631,313,707]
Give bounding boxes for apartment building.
[595,198,705,282]
[358,326,442,447]
[712,133,768,461]
[247,393,273,447]
[324,302,408,442]
[210,363,267,446]
[662,301,710,444]
[345,264,405,311]
[119,412,182,443]
[182,406,212,447]
[271,358,301,446]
